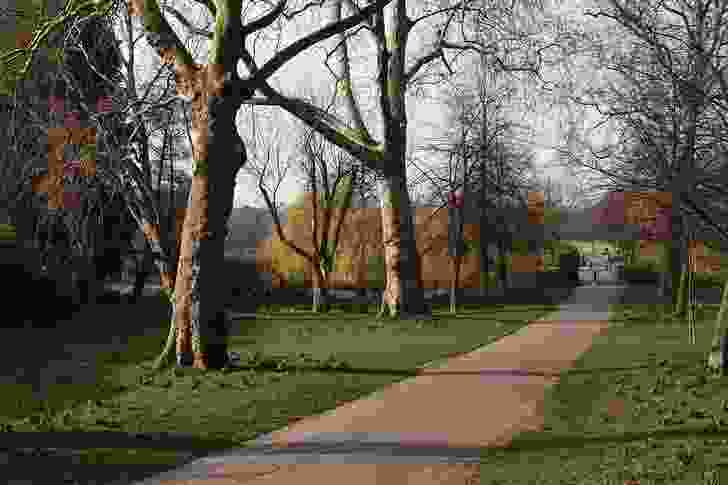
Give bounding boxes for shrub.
[622,260,659,283]
[287,270,307,289]
[221,257,265,313]
[693,270,728,289]
[2,261,79,328]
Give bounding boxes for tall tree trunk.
[496,237,509,291]
[377,171,427,318]
[122,0,250,371]
[373,0,428,320]
[450,205,465,314]
[669,211,685,309]
[132,244,152,302]
[708,278,728,374]
[675,261,689,317]
[173,74,243,370]
[479,241,490,297]
[311,266,330,313]
[478,95,488,298]
[450,251,463,314]
[673,217,693,319]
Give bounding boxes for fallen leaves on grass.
[236,351,353,372]
[605,399,627,418]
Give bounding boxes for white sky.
[113,0,605,209]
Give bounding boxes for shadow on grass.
[5,423,728,456]
[210,358,697,379]
[496,423,728,455]
[0,430,241,453]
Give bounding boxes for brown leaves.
[128,0,145,18]
[605,398,627,418]
[15,30,33,49]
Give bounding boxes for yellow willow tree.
[254,123,359,313]
[1,0,395,371]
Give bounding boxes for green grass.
[566,240,618,258]
[479,302,728,484]
[245,303,559,371]
[0,296,557,485]
[0,223,16,244]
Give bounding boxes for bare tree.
[418,80,541,300]
[555,0,728,370]
[245,92,373,312]
[239,0,562,318]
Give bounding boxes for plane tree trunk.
[126,0,248,370]
[377,169,428,318]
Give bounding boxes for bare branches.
[243,0,287,34]
[189,0,218,17]
[162,5,213,39]
[239,0,394,90]
[563,0,728,249]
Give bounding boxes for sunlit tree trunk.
[126,0,248,370]
[311,266,330,313]
[709,278,728,374]
[374,0,428,318]
[378,170,427,317]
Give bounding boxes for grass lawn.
[0,296,557,485]
[0,223,16,245]
[566,240,618,258]
[479,302,728,485]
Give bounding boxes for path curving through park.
[130,285,625,484]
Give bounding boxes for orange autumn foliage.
[255,205,528,290]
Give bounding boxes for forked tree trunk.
[172,67,244,370]
[122,0,250,371]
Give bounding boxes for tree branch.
[240,0,394,90]
[242,0,287,35]
[163,5,213,39]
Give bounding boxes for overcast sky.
[112,0,606,209]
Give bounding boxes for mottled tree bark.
[377,171,428,318]
[709,278,728,374]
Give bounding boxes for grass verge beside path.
[480,302,728,485]
[1,300,556,485]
